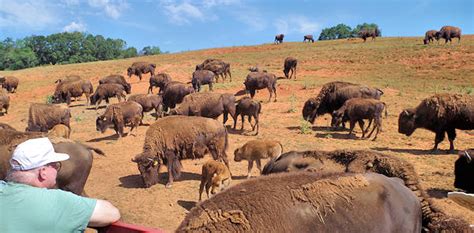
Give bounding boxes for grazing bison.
[455,150,474,193]
[53,79,94,106]
[127,94,163,120]
[96,101,143,138]
[127,62,156,81]
[274,34,284,44]
[132,116,229,188]
[331,98,387,140]
[424,30,439,44]
[199,160,231,201]
[196,59,231,83]
[192,70,215,92]
[303,34,314,43]
[26,103,71,132]
[170,92,236,126]
[234,139,283,178]
[358,28,380,42]
[0,130,104,195]
[99,74,131,94]
[303,81,383,125]
[48,124,71,139]
[283,57,297,80]
[261,149,471,232]
[234,96,262,135]
[148,72,172,94]
[161,82,194,111]
[177,172,422,233]
[436,26,461,44]
[0,90,9,115]
[0,76,19,93]
[90,83,127,110]
[398,94,474,153]
[244,71,277,102]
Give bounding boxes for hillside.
[1,36,473,231]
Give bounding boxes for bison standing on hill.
[148,72,172,94]
[192,70,216,92]
[127,94,163,120]
[274,34,284,44]
[424,30,439,44]
[26,103,71,132]
[53,79,94,106]
[196,59,231,83]
[132,116,229,188]
[90,83,127,109]
[358,28,380,42]
[0,76,19,93]
[283,57,297,80]
[436,26,461,44]
[234,96,262,135]
[127,62,156,81]
[99,74,131,94]
[303,34,314,43]
[398,94,473,153]
[96,101,143,138]
[244,72,277,102]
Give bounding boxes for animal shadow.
[177,200,197,211]
[371,147,458,156]
[178,171,201,181]
[315,132,357,140]
[426,188,450,199]
[119,175,144,188]
[86,105,106,110]
[231,175,249,180]
[0,112,5,117]
[87,133,121,142]
[285,126,333,132]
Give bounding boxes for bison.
[234,139,283,178]
[90,83,127,110]
[169,92,236,126]
[436,26,461,44]
[358,28,380,42]
[96,101,143,138]
[26,103,71,132]
[199,160,231,201]
[283,57,297,80]
[99,74,131,94]
[302,81,383,125]
[177,172,422,233]
[48,124,71,139]
[132,116,229,188]
[196,59,231,83]
[424,30,439,45]
[454,150,474,193]
[303,34,314,43]
[233,97,262,135]
[148,72,172,94]
[191,70,215,92]
[161,82,194,111]
[127,94,163,120]
[274,34,284,44]
[398,94,474,153]
[244,71,277,102]
[0,90,9,115]
[127,62,156,81]
[53,79,94,106]
[0,76,19,93]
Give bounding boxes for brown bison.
[169,92,236,126]
[148,72,172,94]
[48,124,71,139]
[177,172,422,233]
[261,149,471,232]
[283,57,297,80]
[132,116,229,188]
[455,150,474,193]
[234,139,283,178]
[424,30,439,44]
[302,81,383,125]
[191,70,215,92]
[99,74,131,94]
[274,34,284,44]
[0,130,104,195]
[127,94,163,120]
[26,103,71,132]
[127,62,156,81]
[233,96,262,135]
[96,101,143,138]
[303,34,314,43]
[398,94,474,153]
[53,79,94,106]
[244,71,277,102]
[0,76,19,93]
[436,26,461,44]
[199,160,231,201]
[161,82,194,111]
[90,83,127,110]
[196,59,231,83]
[0,89,10,115]
[358,28,380,42]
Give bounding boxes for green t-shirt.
[0,181,97,233]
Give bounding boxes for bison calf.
[234,97,262,135]
[96,101,143,138]
[127,94,163,120]
[199,160,231,201]
[90,83,127,110]
[48,124,71,139]
[234,139,283,178]
[0,90,9,115]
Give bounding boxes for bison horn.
[146,157,154,162]
[402,110,409,115]
[464,151,472,163]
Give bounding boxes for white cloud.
[63,21,86,32]
[87,0,128,19]
[203,0,240,8]
[0,0,56,29]
[163,2,205,25]
[274,16,321,35]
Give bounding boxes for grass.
[287,94,297,113]
[299,118,313,134]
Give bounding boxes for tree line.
[318,23,381,41]
[0,32,164,71]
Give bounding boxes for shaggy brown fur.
[196,59,231,83]
[0,89,9,115]
[283,57,297,80]
[424,30,439,44]
[161,82,194,111]
[48,124,71,139]
[303,34,314,43]
[358,28,380,42]
[455,150,474,193]
[0,76,19,93]
[233,96,262,135]
[261,149,471,232]
[192,70,215,92]
[244,71,277,102]
[26,103,71,132]
[148,72,172,94]
[170,92,236,126]
[99,74,131,94]
[127,94,163,119]
[127,62,156,81]
[96,101,143,137]
[178,172,421,233]
[90,83,127,109]
[274,34,284,44]
[234,139,283,178]
[437,26,461,44]
[199,160,231,201]
[132,116,229,188]
[398,94,474,153]
[53,79,94,106]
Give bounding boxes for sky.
[0,0,473,53]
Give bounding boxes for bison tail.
[86,145,106,156]
[383,103,388,118]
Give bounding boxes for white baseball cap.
[10,137,70,171]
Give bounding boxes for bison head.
[95,115,109,133]
[124,83,132,94]
[127,67,134,77]
[52,92,65,104]
[234,148,244,162]
[398,109,417,136]
[454,150,474,193]
[210,173,231,195]
[132,154,160,188]
[302,98,318,124]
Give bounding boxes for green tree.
[318,24,353,40]
[140,46,162,55]
[352,23,381,37]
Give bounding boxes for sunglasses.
[46,162,62,172]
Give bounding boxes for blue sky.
[0,0,473,53]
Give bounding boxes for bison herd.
[0,26,471,232]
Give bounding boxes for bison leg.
[233,112,239,130]
[138,73,143,81]
[364,119,373,133]
[431,131,446,153]
[199,175,207,201]
[209,83,213,92]
[256,159,262,174]
[247,160,254,178]
[165,150,181,188]
[148,85,153,94]
[447,128,456,153]
[358,120,366,138]
[240,115,245,131]
[348,120,356,137]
